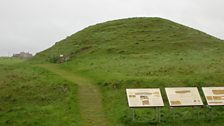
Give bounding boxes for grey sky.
[0,0,223,56]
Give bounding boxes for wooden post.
[132,108,135,122]
[157,107,161,123]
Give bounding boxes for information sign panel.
[165,87,203,106]
[126,88,164,107]
[202,87,224,106]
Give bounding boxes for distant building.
[13,52,33,59]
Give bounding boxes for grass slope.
[31,17,224,125]
[0,58,81,126]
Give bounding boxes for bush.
[47,56,59,63]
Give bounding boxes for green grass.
[58,53,224,126]
[0,59,81,126]
[38,64,112,126]
[0,57,24,65]
[28,17,224,125]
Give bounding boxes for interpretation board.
[202,87,224,106]
[165,87,203,107]
[126,88,164,107]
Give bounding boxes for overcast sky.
[0,0,223,56]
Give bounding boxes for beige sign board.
[126,89,164,107]
[202,87,224,106]
[165,87,203,106]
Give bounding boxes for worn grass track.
[38,64,111,126]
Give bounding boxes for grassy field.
[8,17,224,125]
[58,53,224,126]
[0,58,81,126]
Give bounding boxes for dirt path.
[38,64,111,126]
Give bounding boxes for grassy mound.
[31,17,224,125]
[33,17,223,63]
